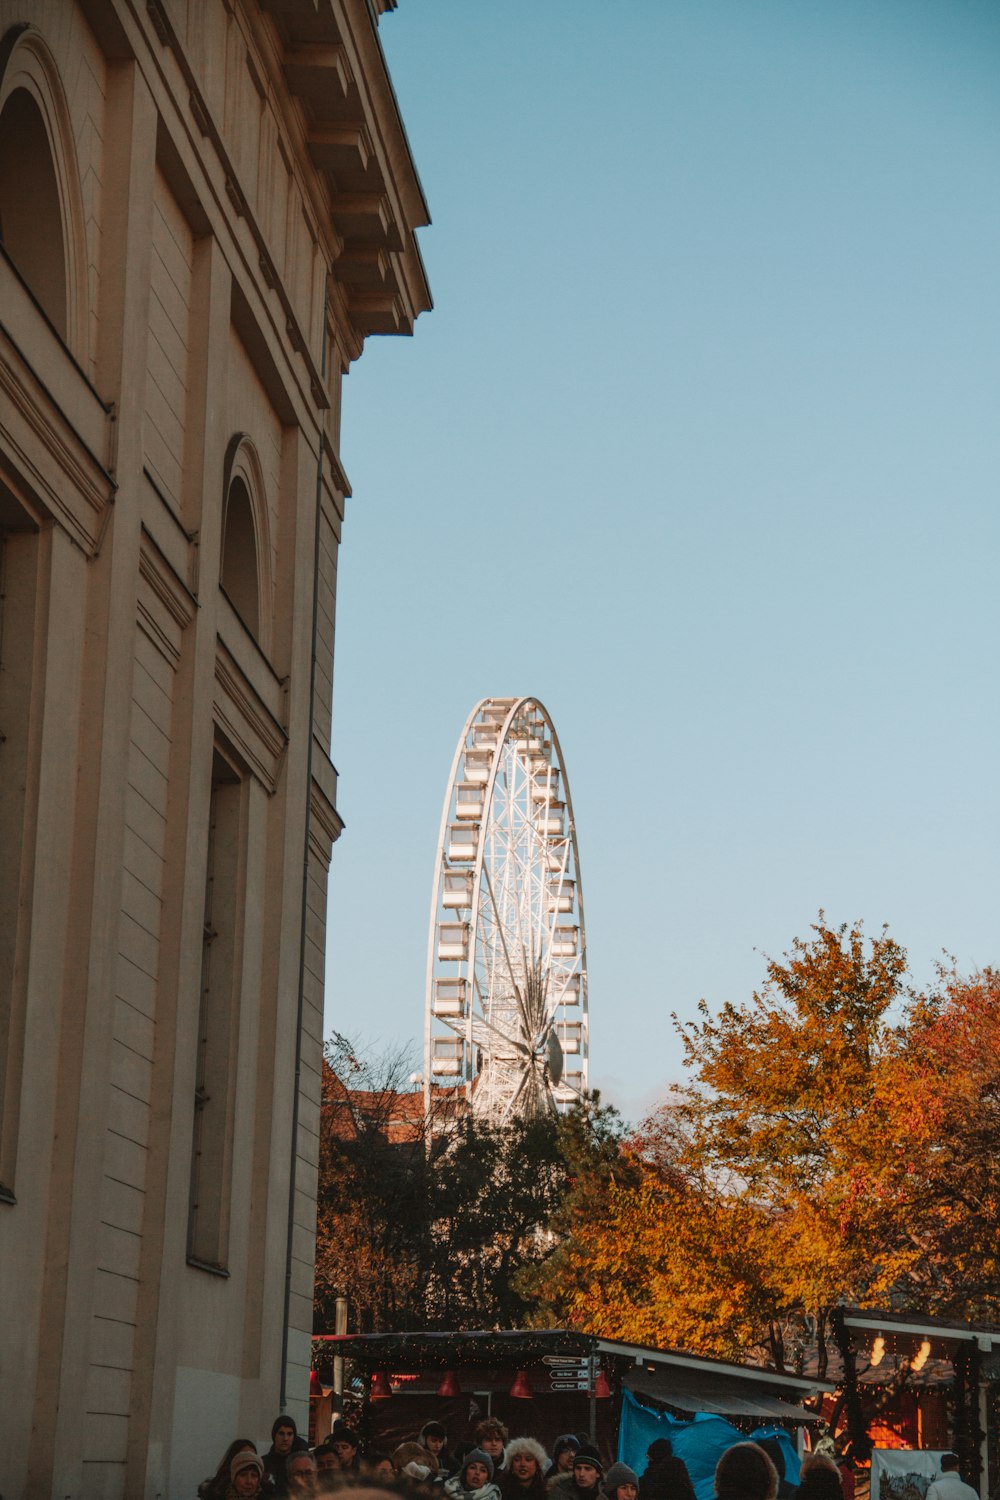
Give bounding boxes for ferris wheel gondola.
[423,697,589,1125]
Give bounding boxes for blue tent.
[618,1389,800,1500]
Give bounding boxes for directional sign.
[543,1355,590,1365]
[550,1379,592,1391]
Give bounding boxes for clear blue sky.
[324,1,1000,1123]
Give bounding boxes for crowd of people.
[197,1417,662,1500]
[196,1412,865,1500]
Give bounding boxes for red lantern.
[310,1369,322,1396]
[594,1367,611,1399]
[370,1370,392,1400]
[509,1369,533,1399]
[437,1370,460,1398]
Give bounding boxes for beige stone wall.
[0,1,429,1496]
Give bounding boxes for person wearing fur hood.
[446,1449,503,1500]
[501,1439,550,1500]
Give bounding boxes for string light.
[870,1337,885,1368]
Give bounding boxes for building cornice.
[257,0,432,346]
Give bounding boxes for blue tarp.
[617,1389,800,1500]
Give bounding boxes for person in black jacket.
[263,1417,309,1496]
[420,1421,456,1476]
[639,1440,696,1500]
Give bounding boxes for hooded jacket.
[263,1422,309,1496]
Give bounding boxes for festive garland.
[312,1329,595,1371]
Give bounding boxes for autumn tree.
[520,918,999,1366]
[317,937,999,1353]
[874,964,1000,1320]
[518,1126,782,1359]
[671,915,914,1362]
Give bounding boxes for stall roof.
[597,1337,832,1422]
[842,1307,1000,1349]
[313,1329,834,1418]
[597,1338,835,1395]
[621,1367,823,1422]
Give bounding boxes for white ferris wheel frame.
[422,696,589,1124]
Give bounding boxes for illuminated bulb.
[912,1340,931,1372]
[870,1336,885,1368]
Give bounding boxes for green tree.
[313,1035,432,1333]
[313,1034,624,1333]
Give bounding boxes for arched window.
[221,476,260,638]
[220,436,271,651]
[0,89,66,332]
[0,26,87,351]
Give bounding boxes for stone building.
[0,1,429,1494]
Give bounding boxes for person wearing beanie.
[714,1443,779,1500]
[603,1465,639,1500]
[640,1440,696,1500]
[502,1438,550,1500]
[550,1446,604,1500]
[230,1452,266,1498]
[445,1448,503,1500]
[549,1437,581,1479]
[264,1416,309,1495]
[199,1440,260,1500]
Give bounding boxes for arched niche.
[220,435,273,653]
[0,25,88,354]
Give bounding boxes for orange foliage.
[524,920,1000,1363]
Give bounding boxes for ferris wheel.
[423,697,589,1125]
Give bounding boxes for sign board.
[550,1379,592,1391]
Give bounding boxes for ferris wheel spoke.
[468,1007,522,1055]
[501,767,536,980]
[480,856,534,1038]
[499,1058,536,1123]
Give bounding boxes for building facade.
[0,1,429,1494]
